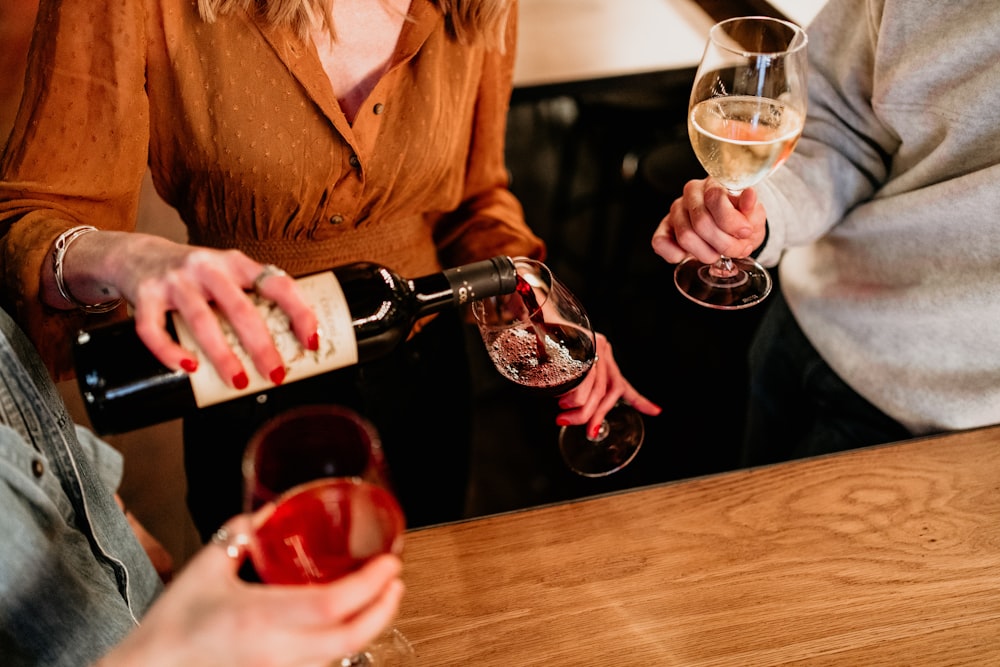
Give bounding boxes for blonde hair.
[197,0,512,48]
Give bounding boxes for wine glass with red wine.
[242,404,414,666]
[472,257,644,477]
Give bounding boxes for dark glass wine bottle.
[74,256,518,434]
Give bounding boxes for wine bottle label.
[173,272,359,407]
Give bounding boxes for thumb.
[736,187,758,215]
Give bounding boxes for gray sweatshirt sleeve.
[755,0,895,267]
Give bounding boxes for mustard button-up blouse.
[0,0,545,378]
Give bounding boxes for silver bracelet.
[52,225,125,314]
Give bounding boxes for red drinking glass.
[242,404,413,665]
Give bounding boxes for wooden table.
[396,426,1000,665]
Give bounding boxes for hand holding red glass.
[242,404,414,665]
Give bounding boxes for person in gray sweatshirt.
[652,0,1000,464]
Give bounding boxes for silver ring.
[211,525,249,560]
[252,264,288,295]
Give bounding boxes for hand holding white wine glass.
[472,258,653,477]
[675,16,808,309]
[242,404,415,666]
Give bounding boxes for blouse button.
[349,154,360,168]
[373,103,384,115]
[31,458,44,478]
[329,214,344,226]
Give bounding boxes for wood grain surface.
[396,427,1000,665]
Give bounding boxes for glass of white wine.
[675,16,808,310]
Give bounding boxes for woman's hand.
[651,178,767,265]
[555,333,661,438]
[48,230,319,390]
[97,514,405,667]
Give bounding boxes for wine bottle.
[74,256,518,434]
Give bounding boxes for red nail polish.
[180,358,198,373]
[269,366,286,385]
[307,332,320,351]
[232,372,249,390]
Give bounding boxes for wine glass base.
[340,627,415,666]
[674,256,772,310]
[559,403,644,477]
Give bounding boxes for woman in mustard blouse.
[0,0,661,536]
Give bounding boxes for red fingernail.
[232,372,249,390]
[269,366,286,385]
[307,332,320,351]
[180,358,198,373]
[556,417,571,427]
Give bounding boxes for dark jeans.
[742,290,911,467]
[184,310,474,541]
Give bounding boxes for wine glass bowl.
[675,16,808,310]
[472,257,644,477]
[249,477,405,586]
[474,260,596,397]
[242,403,390,510]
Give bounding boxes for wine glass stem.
[709,256,738,279]
[708,187,746,279]
[587,420,611,443]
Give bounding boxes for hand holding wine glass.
[673,16,808,309]
[242,404,415,666]
[472,258,660,477]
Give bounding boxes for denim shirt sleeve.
[74,423,124,497]
[0,307,162,667]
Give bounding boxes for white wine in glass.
[675,16,808,310]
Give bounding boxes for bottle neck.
[410,256,517,317]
